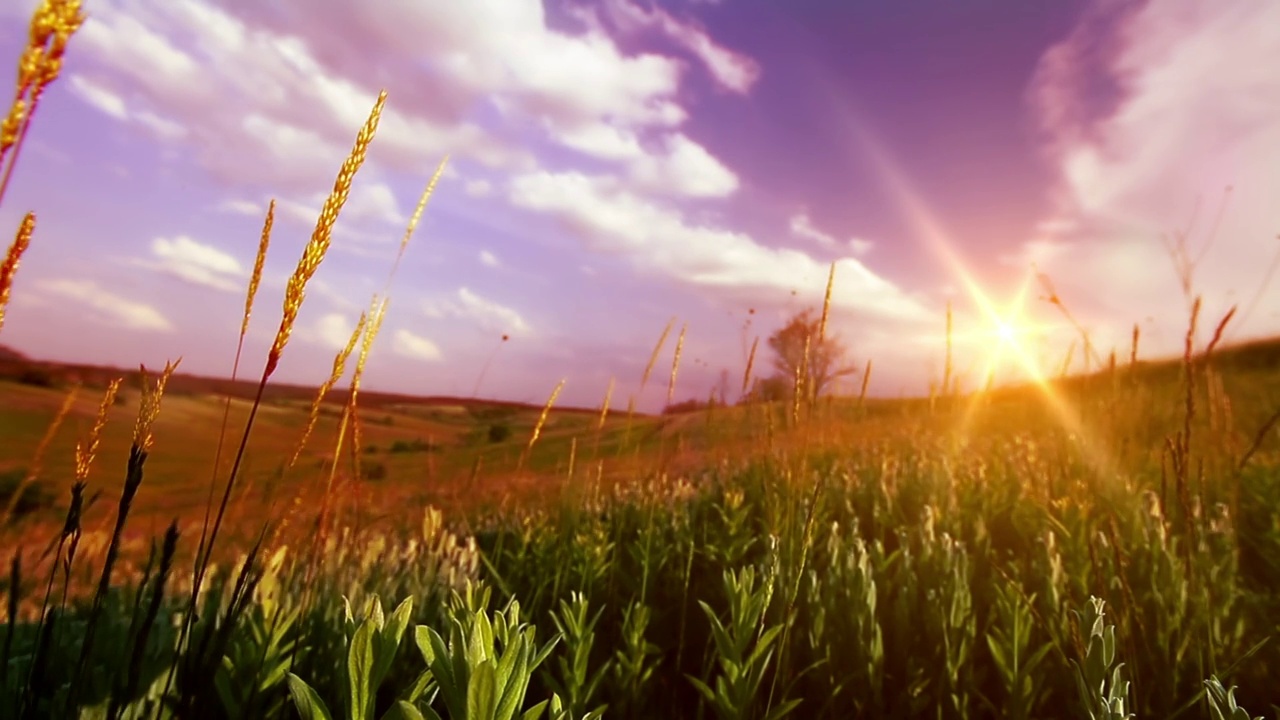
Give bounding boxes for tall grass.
[1,3,1278,718]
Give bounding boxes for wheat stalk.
[741,336,758,402]
[241,200,274,338]
[523,379,566,469]
[0,212,33,333]
[818,262,835,344]
[74,378,121,482]
[385,155,449,291]
[174,93,389,703]
[286,311,367,471]
[640,318,675,394]
[131,360,180,454]
[266,90,386,379]
[0,0,83,206]
[345,295,388,467]
[667,323,687,407]
[597,377,615,433]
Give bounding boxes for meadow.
[2,2,1279,718]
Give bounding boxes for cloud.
[38,279,172,332]
[509,170,928,321]
[628,133,739,197]
[140,235,245,292]
[392,329,444,362]
[478,250,500,267]
[790,212,875,256]
[63,0,747,196]
[314,312,358,351]
[424,287,531,335]
[602,0,761,93]
[789,211,837,248]
[465,179,493,197]
[68,74,128,119]
[218,198,264,216]
[1024,0,1280,355]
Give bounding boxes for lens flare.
[838,113,1115,479]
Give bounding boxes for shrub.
[16,366,58,388]
[363,460,388,481]
[488,422,512,443]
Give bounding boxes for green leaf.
[380,700,427,720]
[520,699,550,720]
[287,673,334,720]
[468,660,498,720]
[349,617,378,720]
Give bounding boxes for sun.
[995,318,1018,345]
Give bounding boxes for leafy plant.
[287,594,421,720]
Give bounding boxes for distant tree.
[766,308,857,400]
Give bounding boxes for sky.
[1,0,1278,411]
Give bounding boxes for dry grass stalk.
[667,323,687,407]
[1203,305,1237,358]
[387,155,449,287]
[132,360,180,453]
[524,379,566,468]
[287,310,367,470]
[74,378,121,481]
[198,199,274,587]
[943,300,953,398]
[597,377,614,433]
[266,90,386,379]
[0,212,34,333]
[818,262,835,344]
[640,318,675,393]
[195,94,389,630]
[345,295,389,469]
[741,336,758,401]
[241,200,274,338]
[858,359,872,409]
[0,0,83,205]
[1,383,77,526]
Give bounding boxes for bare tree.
[766,308,858,400]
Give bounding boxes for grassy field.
[2,3,1280,717]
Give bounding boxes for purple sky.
[2,0,1278,411]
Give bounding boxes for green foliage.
[1071,597,1134,720]
[413,583,562,720]
[1204,676,1264,720]
[287,594,418,720]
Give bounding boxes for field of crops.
[2,2,1279,718]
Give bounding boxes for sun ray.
[840,116,1117,480]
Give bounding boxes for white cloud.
[38,279,172,332]
[602,0,761,93]
[63,0,748,195]
[424,287,531,335]
[509,170,929,321]
[479,250,500,267]
[629,133,739,198]
[218,198,264,216]
[68,74,128,119]
[465,179,493,197]
[315,312,357,351]
[142,235,245,292]
[555,123,644,161]
[392,329,444,362]
[1025,0,1280,354]
[789,211,837,248]
[790,212,875,256]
